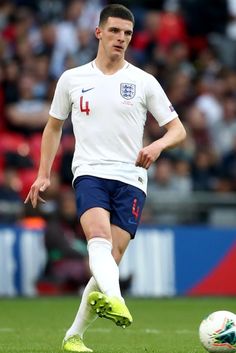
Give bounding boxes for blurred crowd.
[1,0,236,291]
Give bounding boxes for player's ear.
[95,27,102,40]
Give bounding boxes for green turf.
[0,296,236,353]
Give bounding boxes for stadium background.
[0,0,236,297]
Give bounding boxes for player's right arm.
[24,116,64,208]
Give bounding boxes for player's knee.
[86,229,112,243]
[112,247,125,264]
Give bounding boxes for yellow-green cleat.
[62,334,93,352]
[88,291,133,328]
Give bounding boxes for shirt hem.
[72,170,147,194]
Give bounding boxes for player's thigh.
[111,183,146,239]
[74,176,112,241]
[80,207,112,241]
[111,224,130,264]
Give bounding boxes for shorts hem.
[78,205,111,220]
[111,220,136,239]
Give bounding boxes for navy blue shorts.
[74,176,146,238]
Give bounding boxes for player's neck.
[94,56,126,75]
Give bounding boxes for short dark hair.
[99,4,135,26]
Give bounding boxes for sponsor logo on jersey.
[138,176,144,184]
[82,87,94,93]
[120,83,136,100]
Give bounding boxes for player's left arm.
[135,117,186,169]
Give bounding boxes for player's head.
[99,4,135,27]
[95,4,134,61]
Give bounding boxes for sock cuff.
[87,237,112,250]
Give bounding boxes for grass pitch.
[0,296,235,353]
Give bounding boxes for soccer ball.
[199,310,236,352]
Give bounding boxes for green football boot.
[62,334,93,352]
[88,291,133,328]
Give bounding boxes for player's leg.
[62,176,111,352]
[64,277,99,339]
[63,228,130,351]
[71,176,123,299]
[63,178,145,350]
[88,181,145,328]
[82,207,125,300]
[111,224,130,264]
[80,206,132,327]
[62,210,109,352]
[74,176,122,298]
[88,223,133,328]
[62,177,131,351]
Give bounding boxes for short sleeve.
[145,74,178,126]
[49,71,72,120]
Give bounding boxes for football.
[199,310,236,352]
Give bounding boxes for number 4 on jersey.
[80,96,90,116]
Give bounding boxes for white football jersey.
[49,60,178,193]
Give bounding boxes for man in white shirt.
[25,4,186,352]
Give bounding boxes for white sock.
[87,237,123,299]
[65,277,99,339]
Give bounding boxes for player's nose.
[118,31,125,41]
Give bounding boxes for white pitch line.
[89,328,112,333]
[145,329,161,334]
[176,329,195,334]
[88,328,195,335]
[0,328,14,332]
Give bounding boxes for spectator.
[191,148,220,191]
[180,0,228,55]
[33,53,51,99]
[165,70,194,117]
[0,62,6,132]
[49,0,85,78]
[164,41,195,78]
[185,105,212,148]
[211,94,236,156]
[172,155,193,194]
[194,75,225,127]
[147,157,192,224]
[69,28,98,67]
[0,166,23,223]
[208,0,236,70]
[2,59,20,104]
[5,72,50,134]
[221,133,236,190]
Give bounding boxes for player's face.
[96,17,133,61]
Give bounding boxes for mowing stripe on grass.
[0,328,14,332]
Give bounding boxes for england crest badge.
[120,83,136,100]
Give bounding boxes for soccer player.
[25,4,186,352]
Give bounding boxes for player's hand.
[24,176,50,208]
[135,143,162,169]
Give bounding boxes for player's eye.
[110,27,119,33]
[125,31,133,36]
